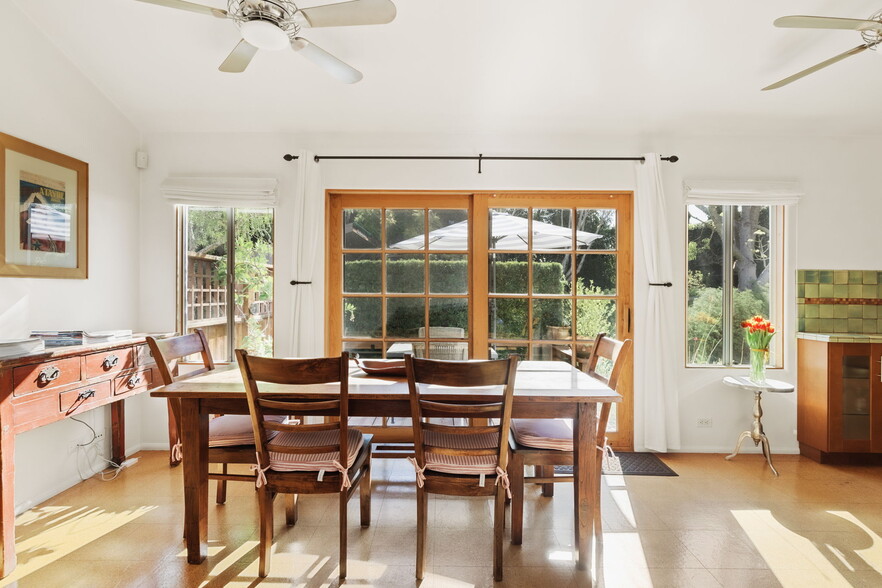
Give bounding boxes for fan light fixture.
[240,19,290,51]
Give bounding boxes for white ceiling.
[13,0,882,136]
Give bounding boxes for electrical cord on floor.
[70,415,126,481]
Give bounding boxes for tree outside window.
[687,204,780,366]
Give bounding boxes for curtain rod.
[282,153,678,174]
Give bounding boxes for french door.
[327,191,633,449]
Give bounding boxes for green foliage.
[575,279,616,339]
[193,208,274,355]
[687,285,769,365]
[344,259,572,339]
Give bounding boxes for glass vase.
[749,348,768,385]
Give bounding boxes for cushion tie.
[250,452,270,488]
[495,466,512,499]
[407,456,427,488]
[330,460,352,490]
[171,442,183,462]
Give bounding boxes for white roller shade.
[684,180,803,205]
[161,177,279,207]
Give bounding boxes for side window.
[179,206,274,362]
[687,204,782,367]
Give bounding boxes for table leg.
[0,398,16,577]
[110,399,126,465]
[760,434,779,477]
[725,431,752,461]
[573,402,597,571]
[181,398,208,563]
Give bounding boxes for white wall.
[137,130,882,455]
[1,5,142,512]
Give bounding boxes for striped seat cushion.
[422,430,501,475]
[267,428,364,473]
[511,418,573,451]
[208,415,286,448]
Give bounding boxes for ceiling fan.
[135,0,396,83]
[763,8,882,90]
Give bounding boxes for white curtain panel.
[289,151,323,357]
[635,153,680,452]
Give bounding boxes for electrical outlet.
[697,417,713,428]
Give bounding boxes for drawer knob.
[128,375,142,388]
[102,355,120,369]
[38,366,61,383]
[78,389,96,401]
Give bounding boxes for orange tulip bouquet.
[742,316,776,384]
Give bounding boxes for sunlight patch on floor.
[733,509,852,587]
[5,505,155,583]
[828,511,882,574]
[598,532,652,587]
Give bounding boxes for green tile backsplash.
[798,269,882,334]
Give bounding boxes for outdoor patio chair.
[405,354,517,582]
[236,350,372,580]
[508,332,632,545]
[147,330,287,504]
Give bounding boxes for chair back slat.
[418,400,502,417]
[406,355,517,472]
[258,398,341,413]
[236,350,350,470]
[147,329,215,386]
[422,423,499,436]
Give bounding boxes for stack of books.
[0,338,46,358]
[30,330,134,348]
[30,330,86,347]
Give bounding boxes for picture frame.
[0,132,88,279]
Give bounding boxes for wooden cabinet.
[797,338,882,463]
[0,338,161,576]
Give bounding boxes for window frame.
[685,202,785,368]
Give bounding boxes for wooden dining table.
[150,360,620,570]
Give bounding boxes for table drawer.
[114,368,153,395]
[84,348,135,379]
[59,381,112,416]
[13,357,82,397]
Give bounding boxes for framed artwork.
[0,132,88,278]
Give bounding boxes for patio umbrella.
[389,211,602,250]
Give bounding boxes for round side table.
[722,376,794,476]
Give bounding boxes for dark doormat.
[555,452,678,476]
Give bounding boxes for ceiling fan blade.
[135,0,228,18]
[762,44,871,91]
[298,0,396,27]
[774,15,882,33]
[291,37,363,83]
[219,40,259,73]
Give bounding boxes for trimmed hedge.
[343,259,567,338]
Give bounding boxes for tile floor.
[3,451,882,587]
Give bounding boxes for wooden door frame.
[326,189,634,449]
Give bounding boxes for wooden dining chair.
[236,350,372,580]
[404,354,518,582]
[147,330,287,504]
[508,333,632,546]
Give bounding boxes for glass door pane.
[184,207,229,360]
[182,206,274,361]
[232,209,274,357]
